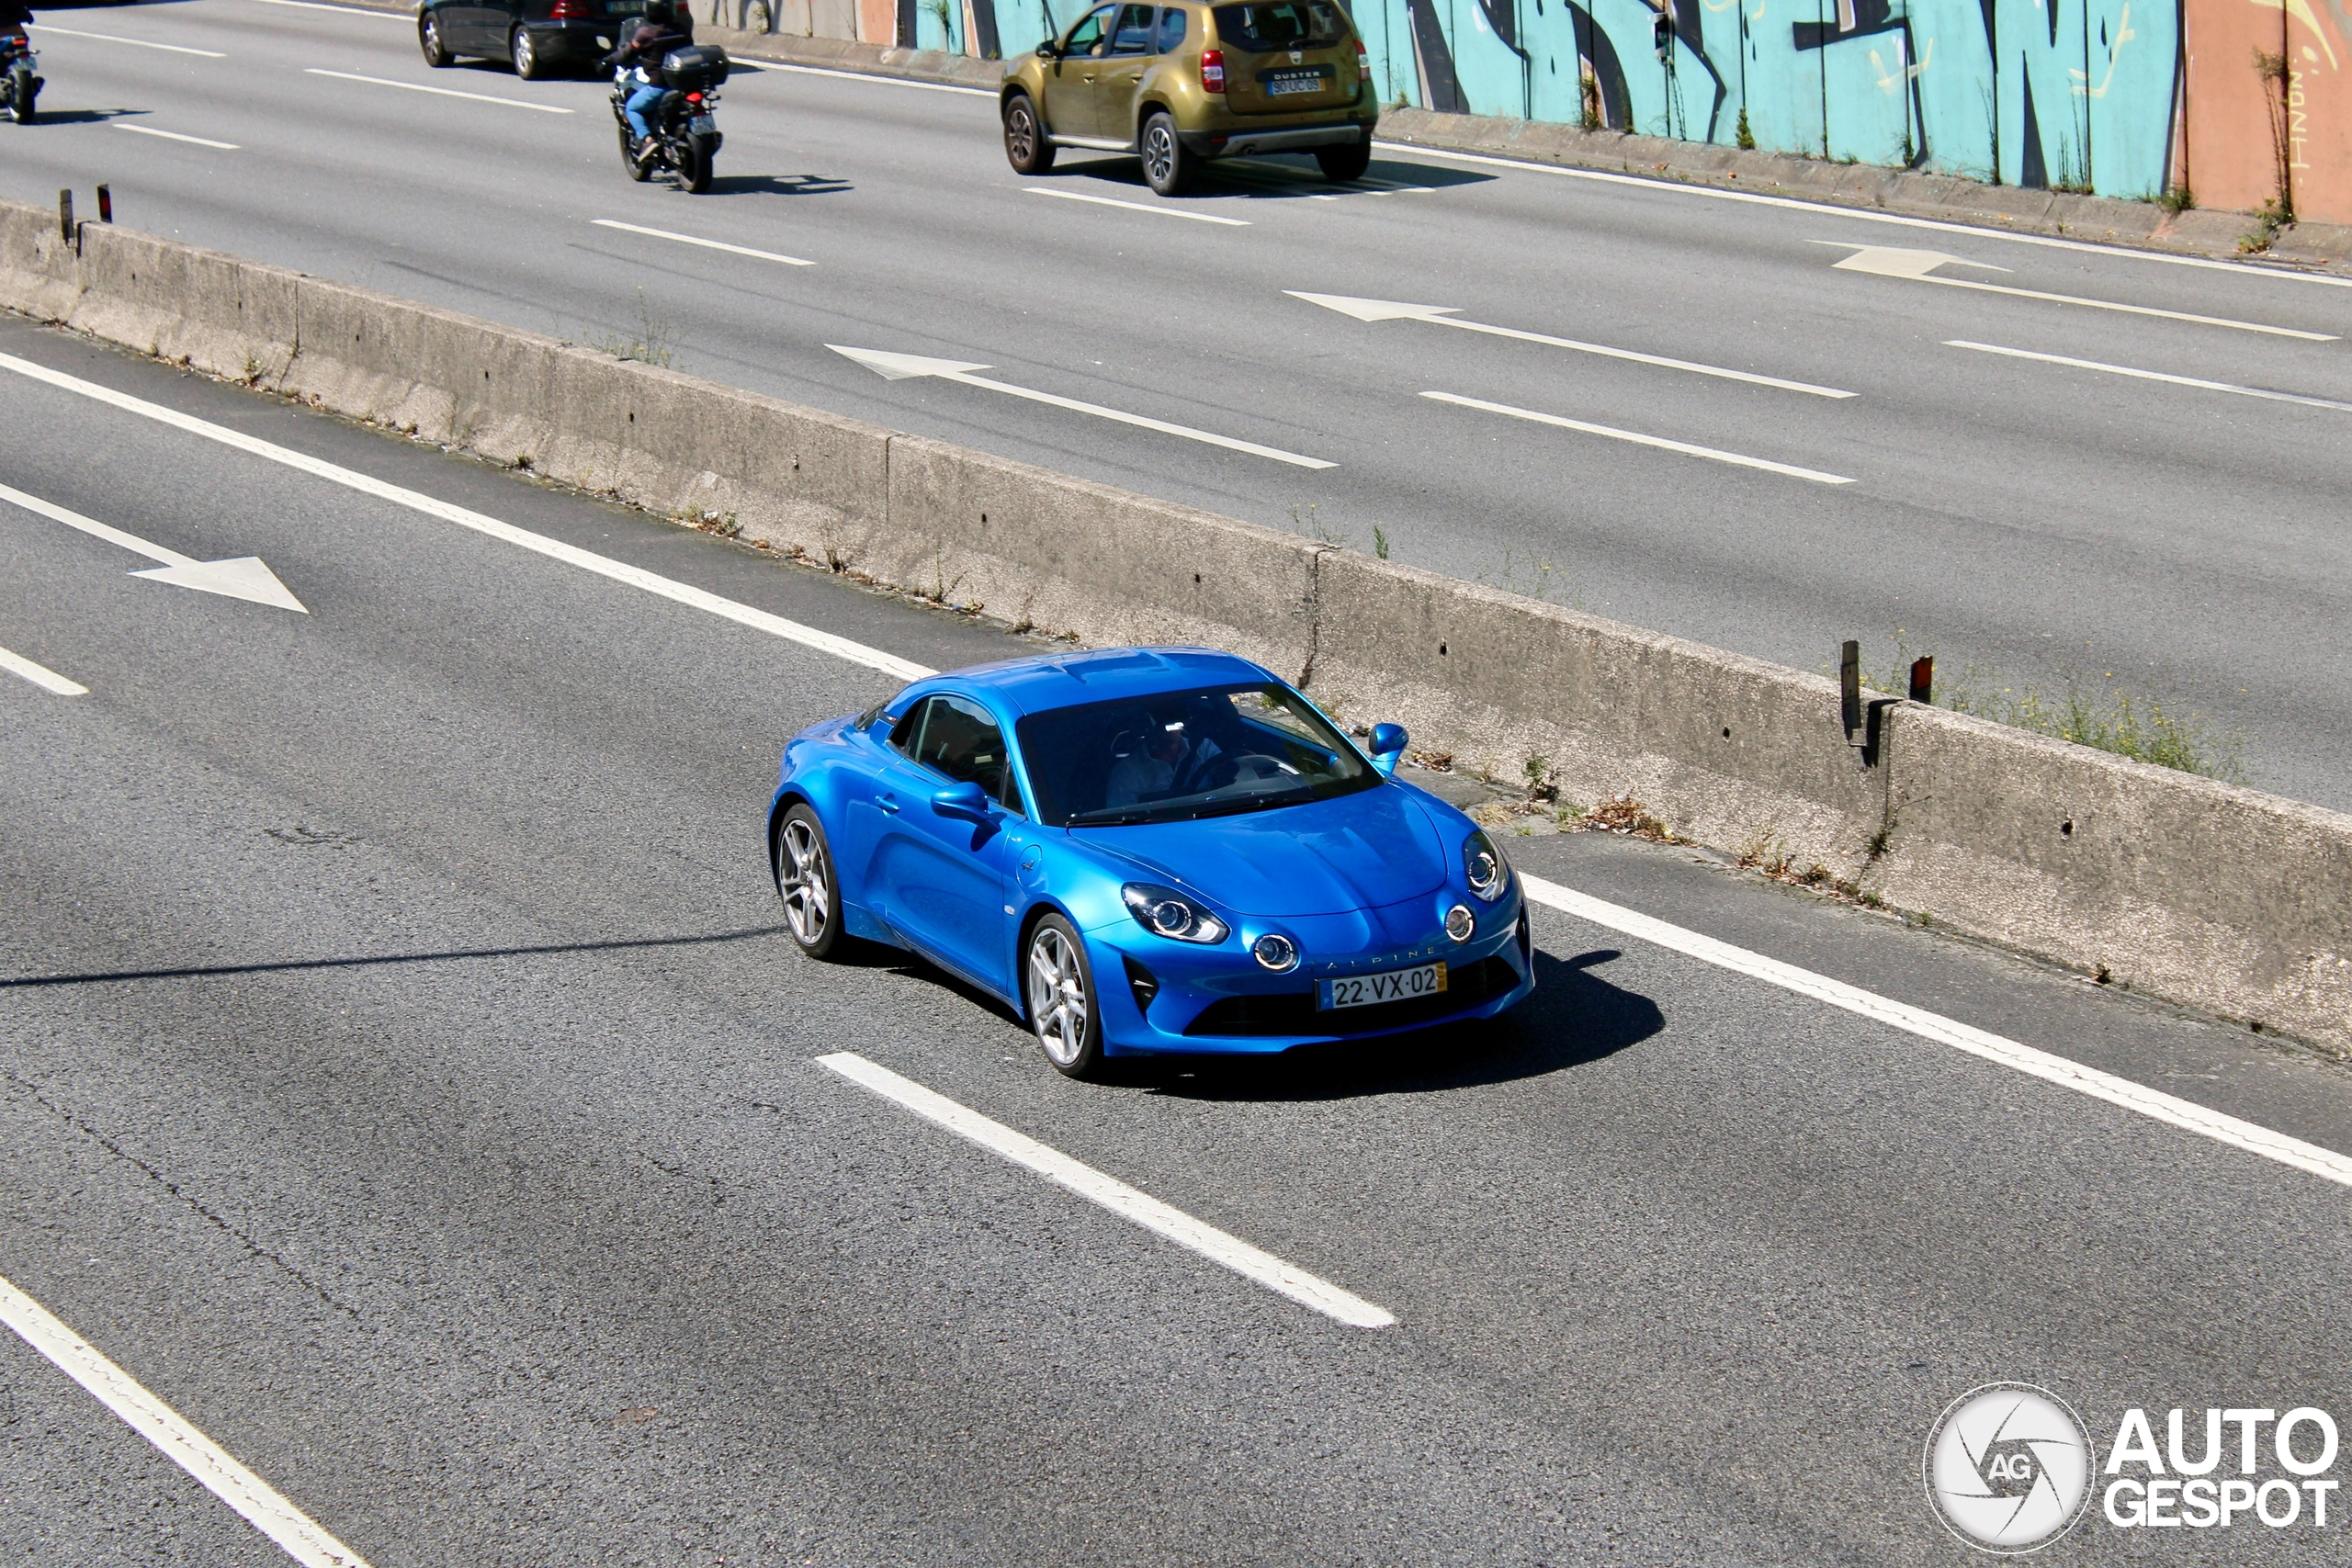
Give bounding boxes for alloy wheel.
[511,27,537,78]
[779,819,830,946]
[1027,926,1089,1066]
[1143,122,1176,186]
[1006,103,1036,165]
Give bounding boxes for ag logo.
[1924,1383,2097,1553]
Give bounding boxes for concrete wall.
[3,199,2345,1049]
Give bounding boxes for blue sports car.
[766,646,1532,1077]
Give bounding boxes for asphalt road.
[5,320,2352,1565]
[8,0,2352,808]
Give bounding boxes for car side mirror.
[1036,39,1058,58]
[932,780,991,817]
[1369,723,1408,777]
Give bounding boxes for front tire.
[1139,110,1194,197]
[419,12,452,67]
[775,805,846,960]
[1002,92,1054,175]
[510,25,545,80]
[1024,914,1103,1078]
[1315,136,1371,182]
[619,122,651,179]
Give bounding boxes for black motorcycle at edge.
[611,44,726,194]
[1,32,40,125]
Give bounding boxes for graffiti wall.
[752,0,2347,220]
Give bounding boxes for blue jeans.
[624,84,664,140]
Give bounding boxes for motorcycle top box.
[659,45,729,92]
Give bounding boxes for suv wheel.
[1316,136,1371,183]
[1140,110,1194,197]
[1002,93,1055,174]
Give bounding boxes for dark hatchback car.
[418,0,650,79]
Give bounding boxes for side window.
[1062,5,1115,55]
[1109,3,1156,53]
[910,693,1015,806]
[1152,5,1189,51]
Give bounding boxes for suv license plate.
[1318,961,1446,1010]
[689,113,717,133]
[1267,72,1325,94]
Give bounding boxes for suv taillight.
[1200,48,1225,93]
[1356,38,1370,81]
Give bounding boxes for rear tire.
[419,12,452,67]
[510,25,546,80]
[8,68,34,124]
[1024,913,1104,1078]
[1139,110,1193,197]
[619,123,651,180]
[681,134,715,193]
[1002,92,1054,175]
[775,806,847,961]
[1315,136,1371,182]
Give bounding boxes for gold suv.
[1001,1,1377,195]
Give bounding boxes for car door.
[1041,4,1115,140]
[867,694,1024,994]
[1097,3,1157,147]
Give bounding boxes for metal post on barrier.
[1840,639,1862,747]
[96,184,112,224]
[57,187,71,243]
[1908,655,1934,705]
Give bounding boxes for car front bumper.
[1085,886,1532,1055]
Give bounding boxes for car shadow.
[1043,152,1494,202]
[1121,946,1660,1100]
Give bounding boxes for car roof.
[922,646,1279,717]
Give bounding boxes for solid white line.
[815,1053,1396,1326]
[0,353,933,683]
[945,367,1333,468]
[0,1272,374,1566]
[1023,188,1251,227]
[1519,874,2352,1192]
[1433,313,1853,397]
[1892,270,2334,339]
[1421,389,1852,484]
[304,69,573,113]
[0,479,195,567]
[1946,340,2352,412]
[590,219,814,267]
[116,124,241,150]
[240,0,408,16]
[745,59,993,96]
[1373,141,2352,291]
[31,25,226,56]
[0,643,86,695]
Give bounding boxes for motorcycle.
[611,44,726,194]
[1,33,40,126]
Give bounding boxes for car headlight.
[1463,830,1510,903]
[1121,883,1230,944]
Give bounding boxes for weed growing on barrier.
[1735,107,1755,151]
[2159,184,2196,216]
[1373,525,1390,560]
[1479,548,1583,609]
[594,289,678,368]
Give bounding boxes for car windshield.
[1017,682,1375,828]
[1211,0,1345,51]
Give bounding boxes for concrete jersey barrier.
[3,199,2345,1052]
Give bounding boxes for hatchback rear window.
[1211,0,1346,50]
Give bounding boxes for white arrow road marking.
[830,344,1337,468]
[0,643,85,695]
[31,25,226,55]
[1023,188,1252,226]
[0,352,932,682]
[1826,244,2337,339]
[1421,390,1854,484]
[1289,292,1855,398]
[0,1272,376,1567]
[590,220,814,266]
[0,480,306,612]
[116,124,241,150]
[1519,874,2352,1192]
[1946,340,2352,412]
[304,69,573,113]
[816,1053,1396,1327]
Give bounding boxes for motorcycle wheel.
[618,123,651,181]
[9,69,33,126]
[681,134,715,194]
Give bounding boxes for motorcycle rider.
[604,1,694,171]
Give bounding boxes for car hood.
[1079,784,1451,917]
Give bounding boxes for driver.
[1105,707,1225,808]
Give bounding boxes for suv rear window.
[1211,1,1346,51]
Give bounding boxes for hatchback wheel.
[1025,914,1103,1077]
[1315,136,1371,182]
[510,25,545,80]
[775,805,845,960]
[419,12,452,67]
[1139,110,1194,197]
[1002,92,1055,175]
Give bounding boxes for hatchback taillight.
[1200,48,1225,93]
[1356,38,1370,81]
[549,0,588,16]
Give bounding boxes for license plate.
[1266,72,1327,95]
[1318,961,1445,1010]
[689,114,716,134]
